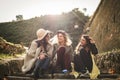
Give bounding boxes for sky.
[0,0,100,22]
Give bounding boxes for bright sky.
[0,0,100,22]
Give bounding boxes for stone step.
[4,73,119,80]
[98,73,119,79]
[5,76,34,80]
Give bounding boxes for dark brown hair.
[36,33,49,53]
[82,35,92,49]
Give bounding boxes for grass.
[99,49,120,55]
[0,53,13,59]
[0,53,25,60]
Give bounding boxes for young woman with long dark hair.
[22,28,53,78]
[74,35,98,75]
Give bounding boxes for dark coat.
[74,43,98,73]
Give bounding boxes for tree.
[83,8,87,13]
[16,15,23,21]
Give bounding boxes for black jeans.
[74,51,93,73]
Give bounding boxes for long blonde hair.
[50,30,72,46]
[75,42,81,54]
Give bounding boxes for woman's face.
[57,33,65,43]
[80,36,87,46]
[45,34,50,42]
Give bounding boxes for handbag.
[89,54,100,79]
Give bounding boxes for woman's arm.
[27,40,38,57]
[69,45,74,62]
[46,44,54,60]
[90,43,98,55]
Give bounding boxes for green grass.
[0,53,25,60]
[0,53,13,59]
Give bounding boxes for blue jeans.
[33,57,50,78]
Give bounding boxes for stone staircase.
[4,73,120,80]
[0,54,120,80]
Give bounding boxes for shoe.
[84,70,89,75]
[39,74,45,78]
[31,72,35,76]
[26,73,34,77]
[80,73,85,77]
[30,72,40,78]
[62,69,68,73]
[80,72,89,77]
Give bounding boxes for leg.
[40,58,50,75]
[64,53,71,70]
[79,52,87,73]
[56,47,65,70]
[41,58,50,69]
[74,54,81,72]
[33,59,42,78]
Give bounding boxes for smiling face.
[57,33,66,45]
[80,36,87,46]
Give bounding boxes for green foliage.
[0,9,89,48]
[16,15,23,21]
[0,37,25,55]
[96,49,120,73]
[0,53,13,59]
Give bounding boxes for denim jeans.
[33,57,50,78]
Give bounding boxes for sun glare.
[24,0,74,19]
[0,0,100,22]
[40,1,74,15]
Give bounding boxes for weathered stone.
[0,37,25,55]
[0,58,23,78]
[5,73,120,80]
[85,0,120,52]
[95,50,120,74]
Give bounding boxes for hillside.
[85,0,120,52]
[0,8,89,48]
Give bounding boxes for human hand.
[90,37,95,44]
[39,54,45,60]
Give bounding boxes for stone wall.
[87,0,120,52]
[0,58,23,78]
[0,37,25,55]
[96,50,120,74]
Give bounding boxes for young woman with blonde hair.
[51,30,74,73]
